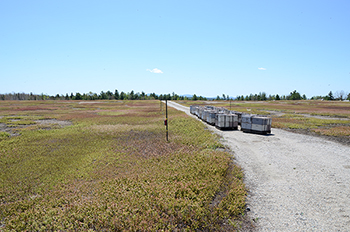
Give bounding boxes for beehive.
[241,115,271,134]
[215,114,238,130]
[207,111,216,125]
[189,105,271,134]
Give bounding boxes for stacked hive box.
[235,112,243,125]
[241,114,271,134]
[190,105,196,115]
[201,110,208,122]
[189,105,271,134]
[252,116,272,134]
[198,108,204,120]
[215,113,238,130]
[241,114,253,131]
[228,114,239,130]
[207,111,216,125]
[215,114,225,129]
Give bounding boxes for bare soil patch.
[0,123,13,135]
[263,110,349,120]
[0,118,72,137]
[34,119,73,127]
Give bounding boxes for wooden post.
[165,100,168,141]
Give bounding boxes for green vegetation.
[0,100,246,231]
[0,132,10,141]
[273,114,350,130]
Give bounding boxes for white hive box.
[243,115,272,134]
[241,114,252,124]
[241,122,252,131]
[207,111,216,125]
[215,114,225,128]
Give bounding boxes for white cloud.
[258,67,266,70]
[147,68,163,74]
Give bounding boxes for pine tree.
[114,89,119,99]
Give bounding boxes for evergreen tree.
[120,92,126,100]
[106,91,113,100]
[149,93,158,99]
[100,91,108,100]
[75,92,82,100]
[287,90,302,100]
[129,90,135,100]
[114,89,120,99]
[326,91,334,100]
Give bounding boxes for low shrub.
[0,100,246,231]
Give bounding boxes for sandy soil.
[34,119,72,127]
[167,101,350,231]
[264,110,350,121]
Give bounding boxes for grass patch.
[272,115,350,130]
[96,111,125,116]
[0,100,246,231]
[312,126,350,137]
[6,120,37,127]
[0,132,10,141]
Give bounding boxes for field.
[180,100,350,145]
[0,100,246,231]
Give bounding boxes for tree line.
[1,89,349,101]
[310,90,350,101]
[235,90,350,101]
[235,90,307,101]
[0,90,207,101]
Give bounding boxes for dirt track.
[167,101,350,231]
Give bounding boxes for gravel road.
[167,101,350,231]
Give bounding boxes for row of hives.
[190,105,272,134]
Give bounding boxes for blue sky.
[1,0,349,98]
